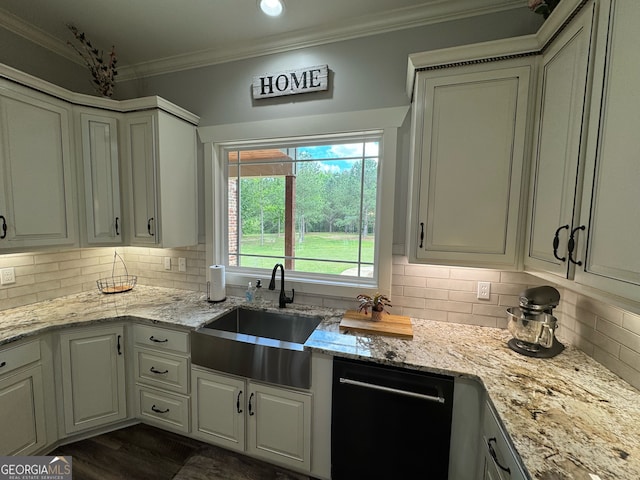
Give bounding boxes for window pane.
[227,138,379,279]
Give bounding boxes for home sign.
[252,64,329,99]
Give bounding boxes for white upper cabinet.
[408,58,533,268]
[77,110,123,245]
[122,109,198,248]
[573,0,640,303]
[0,81,77,250]
[0,64,200,253]
[525,3,596,278]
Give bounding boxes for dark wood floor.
[50,423,310,480]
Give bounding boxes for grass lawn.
[236,232,374,275]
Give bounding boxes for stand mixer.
[506,285,564,358]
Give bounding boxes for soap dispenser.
[245,282,254,303]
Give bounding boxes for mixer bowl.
[506,307,557,349]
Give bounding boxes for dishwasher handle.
[339,377,446,404]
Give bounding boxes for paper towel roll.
[208,265,226,302]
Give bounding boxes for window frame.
[224,133,382,283]
[199,106,408,300]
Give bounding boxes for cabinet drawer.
[0,341,41,377]
[482,401,527,480]
[136,385,190,434]
[134,348,189,394]
[133,324,189,353]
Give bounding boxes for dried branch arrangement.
[67,24,117,97]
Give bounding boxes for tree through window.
[226,134,380,279]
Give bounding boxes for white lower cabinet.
[135,384,190,434]
[480,401,526,480]
[58,325,127,434]
[0,340,46,455]
[133,323,191,434]
[191,367,312,473]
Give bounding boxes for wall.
[110,8,542,264]
[0,28,92,95]
[2,6,639,390]
[2,247,640,390]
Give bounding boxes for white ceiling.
[0,0,526,80]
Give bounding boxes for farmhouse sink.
[190,307,322,389]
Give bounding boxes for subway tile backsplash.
[1,248,640,389]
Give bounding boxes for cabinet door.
[481,402,527,480]
[525,4,595,278]
[0,365,46,455]
[247,382,311,472]
[80,112,122,245]
[123,112,158,245]
[191,368,245,452]
[410,60,531,267]
[59,326,126,434]
[575,0,640,302]
[0,85,76,249]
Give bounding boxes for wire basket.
[97,251,137,294]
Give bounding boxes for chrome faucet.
[269,263,294,308]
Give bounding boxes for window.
[225,133,381,281]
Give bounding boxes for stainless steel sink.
[190,307,322,389]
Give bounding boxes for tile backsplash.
[0,245,207,309]
[1,248,640,389]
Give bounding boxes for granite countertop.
[1,286,639,480]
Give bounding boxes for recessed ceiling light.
[259,0,284,17]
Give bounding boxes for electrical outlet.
[178,257,186,272]
[164,257,171,270]
[1,267,16,285]
[477,281,491,300]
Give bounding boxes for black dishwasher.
[331,357,454,479]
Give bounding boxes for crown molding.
[0,8,83,67]
[405,0,588,96]
[0,62,199,124]
[1,0,525,82]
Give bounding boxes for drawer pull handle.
[419,222,424,248]
[0,215,6,239]
[151,404,170,414]
[237,390,243,414]
[147,217,155,236]
[149,336,168,343]
[568,225,585,266]
[115,217,120,236]
[0,361,6,368]
[117,335,122,355]
[248,392,255,416]
[552,225,569,262]
[339,377,446,404]
[150,367,169,375]
[488,437,511,475]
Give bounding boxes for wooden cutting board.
[339,310,413,339]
